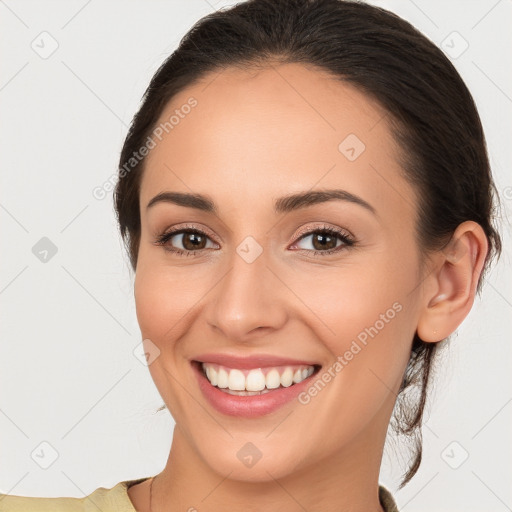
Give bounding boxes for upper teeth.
[202,363,315,392]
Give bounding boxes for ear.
[416,221,489,343]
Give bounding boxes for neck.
[151,422,387,512]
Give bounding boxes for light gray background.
[0,1,510,511]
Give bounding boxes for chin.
[191,433,313,484]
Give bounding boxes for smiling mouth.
[194,361,321,396]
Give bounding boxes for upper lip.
[193,353,320,369]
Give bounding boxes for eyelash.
[153,223,356,258]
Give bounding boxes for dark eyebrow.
[274,189,376,215]
[147,191,217,213]
[146,188,376,215]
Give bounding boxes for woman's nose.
[204,242,288,343]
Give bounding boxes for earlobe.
[416,221,489,343]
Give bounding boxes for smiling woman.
[0,0,504,511]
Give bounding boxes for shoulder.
[0,493,85,512]
[0,477,151,512]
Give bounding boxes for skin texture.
[127,63,488,512]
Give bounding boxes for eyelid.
[154,221,356,257]
[157,222,353,244]
[291,222,355,243]
[157,222,221,244]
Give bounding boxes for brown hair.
[114,0,502,486]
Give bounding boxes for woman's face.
[134,63,426,481]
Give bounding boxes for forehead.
[140,62,415,223]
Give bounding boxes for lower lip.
[192,362,319,418]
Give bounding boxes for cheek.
[133,261,207,418]
[292,253,418,427]
[134,268,171,340]
[134,259,207,342]
[288,254,418,414]
[289,254,418,354]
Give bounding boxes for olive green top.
[0,477,399,511]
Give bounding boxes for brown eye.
[291,226,355,256]
[310,232,338,251]
[178,231,208,250]
[154,227,219,256]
